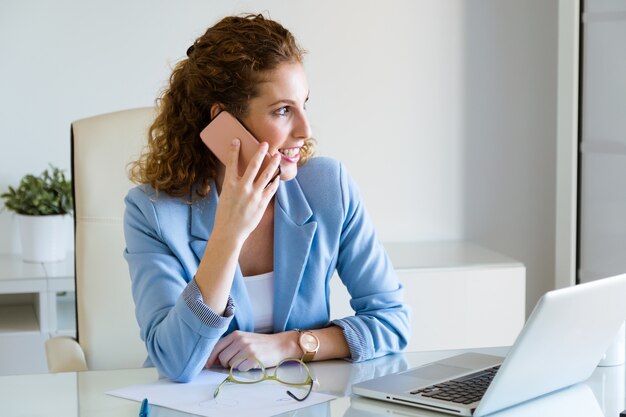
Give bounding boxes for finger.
[216,331,258,368]
[256,153,282,191]
[206,334,234,368]
[261,159,281,195]
[236,358,260,372]
[218,340,248,368]
[205,344,223,368]
[241,142,269,183]
[218,349,239,369]
[205,350,218,369]
[261,170,280,203]
[225,139,241,179]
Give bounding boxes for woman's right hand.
[211,138,281,246]
[194,139,280,314]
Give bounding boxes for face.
[241,62,312,181]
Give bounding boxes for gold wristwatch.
[295,329,320,362]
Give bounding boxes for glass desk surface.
[1,347,624,417]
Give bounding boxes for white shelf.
[42,255,74,279]
[0,253,46,280]
[0,305,40,335]
[56,292,76,335]
[0,253,76,375]
[384,241,523,271]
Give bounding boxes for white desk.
[0,253,75,375]
[2,347,624,417]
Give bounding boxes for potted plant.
[1,165,73,262]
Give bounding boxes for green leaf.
[1,164,73,216]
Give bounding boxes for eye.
[275,106,290,116]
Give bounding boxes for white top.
[243,271,274,333]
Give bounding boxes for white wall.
[460,1,559,313]
[0,0,559,313]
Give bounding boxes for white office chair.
[45,107,155,372]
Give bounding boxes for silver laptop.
[353,274,626,416]
[349,382,604,417]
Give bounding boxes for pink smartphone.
[200,111,280,182]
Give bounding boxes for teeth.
[279,148,299,157]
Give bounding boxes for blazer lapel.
[189,181,218,260]
[188,182,255,332]
[273,178,317,332]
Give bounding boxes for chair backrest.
[71,107,155,370]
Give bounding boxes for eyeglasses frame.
[213,356,314,402]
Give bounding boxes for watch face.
[301,333,319,351]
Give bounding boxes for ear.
[210,103,224,119]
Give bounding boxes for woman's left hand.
[205,330,299,369]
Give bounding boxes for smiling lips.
[278,147,300,163]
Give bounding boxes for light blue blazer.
[124,157,410,382]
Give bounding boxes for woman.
[124,14,410,383]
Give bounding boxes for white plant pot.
[17,214,68,263]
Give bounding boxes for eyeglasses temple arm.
[286,379,313,402]
[213,376,230,399]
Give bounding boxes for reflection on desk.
[1,348,624,417]
[310,352,411,397]
[344,364,625,417]
[346,384,603,417]
[586,364,626,417]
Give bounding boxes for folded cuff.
[183,278,235,328]
[332,317,370,362]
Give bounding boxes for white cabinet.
[579,2,626,283]
[330,241,526,351]
[0,253,75,375]
[0,241,526,373]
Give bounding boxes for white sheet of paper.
[106,369,335,417]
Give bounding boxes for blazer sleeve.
[123,187,234,382]
[331,163,411,361]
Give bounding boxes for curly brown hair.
[129,14,315,198]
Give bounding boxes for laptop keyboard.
[410,365,500,405]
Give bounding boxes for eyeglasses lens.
[276,359,309,385]
[231,357,264,382]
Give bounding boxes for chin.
[279,166,298,181]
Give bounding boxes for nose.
[294,110,312,139]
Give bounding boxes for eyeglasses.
[213,356,313,401]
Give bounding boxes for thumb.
[205,335,230,369]
[205,348,220,369]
